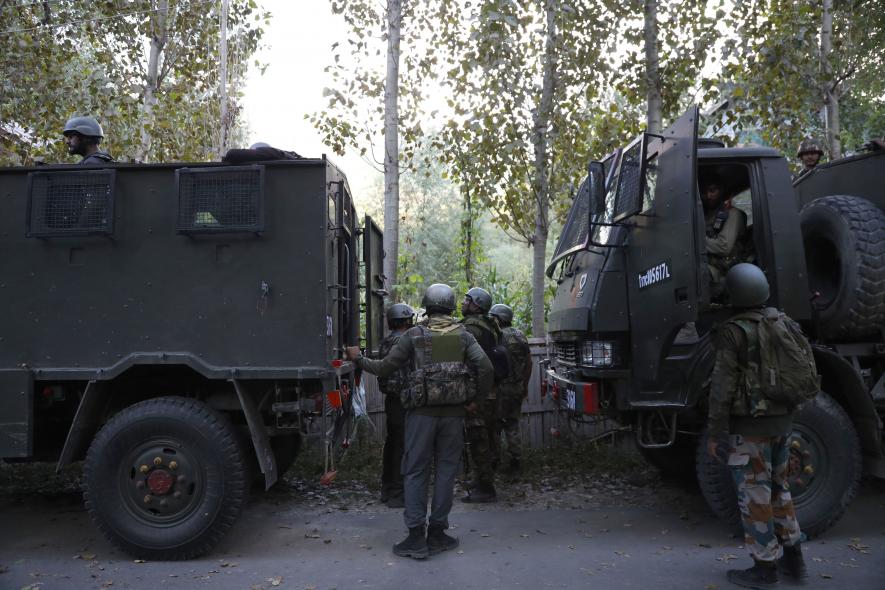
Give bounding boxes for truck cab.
[545,106,885,537]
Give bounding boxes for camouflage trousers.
[495,390,523,464]
[465,397,498,486]
[728,433,802,562]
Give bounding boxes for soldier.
[459,286,503,503]
[377,303,415,509]
[489,304,531,477]
[702,176,747,296]
[63,116,114,165]
[345,284,493,560]
[706,263,808,589]
[796,138,823,174]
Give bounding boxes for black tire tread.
[83,396,247,560]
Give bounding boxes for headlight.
[580,340,617,367]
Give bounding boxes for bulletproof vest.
[376,329,409,396]
[500,326,530,384]
[79,151,114,165]
[462,315,509,382]
[399,324,476,409]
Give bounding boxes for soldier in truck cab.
[703,176,747,296]
[63,116,114,165]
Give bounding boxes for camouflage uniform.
[708,320,801,563]
[705,205,747,288]
[496,326,531,468]
[376,328,409,504]
[461,314,501,487]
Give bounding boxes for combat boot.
[726,560,778,589]
[393,526,429,560]
[386,495,405,509]
[777,544,808,581]
[461,482,497,503]
[427,524,459,555]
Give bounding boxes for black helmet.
[465,287,493,314]
[489,303,514,325]
[63,116,103,139]
[796,138,823,157]
[726,263,770,307]
[421,283,456,313]
[386,303,415,322]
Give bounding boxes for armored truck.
[0,157,386,559]
[544,106,884,537]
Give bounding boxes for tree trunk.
[137,0,168,163]
[463,182,474,286]
[644,0,662,134]
[218,0,230,157]
[531,0,557,337]
[382,0,402,296]
[820,0,841,158]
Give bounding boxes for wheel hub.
[123,443,201,521]
[147,469,174,495]
[788,433,820,498]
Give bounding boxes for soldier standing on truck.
[376,303,415,509]
[460,287,503,503]
[796,138,824,176]
[489,304,531,477]
[346,284,493,560]
[706,263,810,589]
[63,116,114,165]
[703,176,746,297]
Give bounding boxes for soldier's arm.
[465,338,493,405]
[705,209,745,256]
[707,326,742,436]
[356,334,413,377]
[519,340,533,392]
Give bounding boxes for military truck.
[543,106,884,537]
[0,156,386,559]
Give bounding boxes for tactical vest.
[400,325,477,410]
[728,307,820,416]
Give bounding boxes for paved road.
[1,479,883,590]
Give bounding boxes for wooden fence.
[357,339,618,449]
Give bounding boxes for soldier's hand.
[464,401,478,416]
[344,346,361,361]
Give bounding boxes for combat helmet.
[489,303,514,325]
[63,116,104,140]
[421,284,456,313]
[726,263,770,308]
[386,303,415,322]
[796,138,823,157]
[465,287,493,314]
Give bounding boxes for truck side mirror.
[588,161,606,217]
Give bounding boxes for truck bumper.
[544,368,600,415]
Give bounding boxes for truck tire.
[638,435,698,480]
[800,195,885,339]
[83,397,248,560]
[696,392,862,539]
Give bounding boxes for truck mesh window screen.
[177,166,264,233]
[552,178,590,259]
[27,170,115,237]
[613,141,643,219]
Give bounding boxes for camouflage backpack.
[500,327,530,385]
[729,307,820,414]
[400,325,476,410]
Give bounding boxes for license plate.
[565,385,576,410]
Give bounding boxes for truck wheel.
[83,397,248,560]
[696,392,862,539]
[800,195,885,339]
[638,435,698,480]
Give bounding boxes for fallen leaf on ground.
[267,576,283,587]
[133,560,146,564]
[535,529,546,535]
[820,573,833,579]
[716,554,739,563]
[0,566,8,574]
[697,543,712,548]
[812,557,824,562]
[480,533,490,538]
[704,584,718,589]
[305,529,320,539]
[839,562,859,568]
[520,534,529,538]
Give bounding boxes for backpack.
[463,316,510,383]
[729,308,820,412]
[500,327,530,385]
[400,325,476,410]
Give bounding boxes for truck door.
[621,107,701,383]
[362,215,386,356]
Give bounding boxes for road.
[1,471,883,590]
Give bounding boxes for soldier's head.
[421,283,456,315]
[797,138,823,169]
[461,287,492,316]
[700,178,725,211]
[63,116,103,157]
[386,303,415,331]
[489,303,514,327]
[725,263,770,308]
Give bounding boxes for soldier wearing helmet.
[706,264,808,588]
[63,116,114,165]
[796,138,823,174]
[460,286,503,503]
[489,303,531,477]
[376,303,416,509]
[345,284,492,560]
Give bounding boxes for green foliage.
[0,0,268,165]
